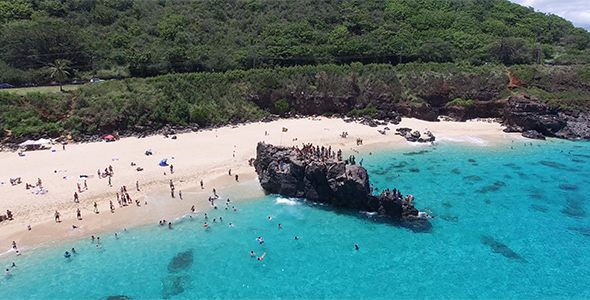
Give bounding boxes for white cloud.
[510,0,590,30]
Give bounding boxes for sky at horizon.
[510,0,590,31]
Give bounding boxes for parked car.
[48,81,59,86]
[0,83,15,89]
[90,78,104,83]
[71,80,86,85]
[23,83,38,87]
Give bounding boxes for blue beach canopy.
[159,158,168,166]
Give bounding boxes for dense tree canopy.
[0,0,589,84]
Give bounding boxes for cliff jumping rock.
[254,142,431,231]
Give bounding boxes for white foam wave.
[276,197,299,206]
[436,135,489,146]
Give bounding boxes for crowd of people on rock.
[293,143,343,162]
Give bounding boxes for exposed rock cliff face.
[503,94,590,140]
[254,142,431,231]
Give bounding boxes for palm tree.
[48,59,70,92]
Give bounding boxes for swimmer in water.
[257,237,265,244]
[71,248,76,253]
[257,252,266,261]
[278,223,282,229]
[354,244,359,250]
[229,223,236,228]
[96,244,101,249]
[203,222,209,228]
[268,216,273,221]
[294,236,300,240]
[250,251,257,257]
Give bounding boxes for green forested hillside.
[2,63,589,141]
[1,0,589,84]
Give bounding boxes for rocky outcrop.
[521,130,546,140]
[254,142,431,231]
[395,128,436,143]
[503,94,590,140]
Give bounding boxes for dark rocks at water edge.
[503,94,590,140]
[521,130,546,140]
[395,127,435,143]
[254,142,431,230]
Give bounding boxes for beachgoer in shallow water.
[250,251,257,257]
[268,216,273,221]
[229,223,236,228]
[257,237,265,244]
[71,248,76,253]
[278,223,282,229]
[257,252,266,261]
[168,222,173,229]
[294,236,300,240]
[203,222,209,228]
[204,213,208,219]
[354,244,359,250]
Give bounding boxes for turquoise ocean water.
[1,138,590,299]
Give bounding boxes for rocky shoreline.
[253,142,432,231]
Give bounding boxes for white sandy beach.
[0,117,515,253]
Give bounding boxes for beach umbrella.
[33,138,51,145]
[159,158,168,166]
[19,140,36,147]
[104,135,115,141]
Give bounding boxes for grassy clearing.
[2,85,80,95]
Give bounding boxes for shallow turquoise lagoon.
[1,139,589,299]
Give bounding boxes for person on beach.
[213,188,217,197]
[93,202,99,214]
[191,205,195,213]
[136,181,140,191]
[179,190,183,200]
[77,183,82,192]
[108,176,112,187]
[12,241,17,249]
[72,225,79,230]
[76,208,82,220]
[84,180,88,190]
[200,179,204,189]
[257,253,266,261]
[110,201,115,213]
[229,169,232,176]
[235,174,239,182]
[170,164,174,174]
[55,211,61,223]
[74,192,79,203]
